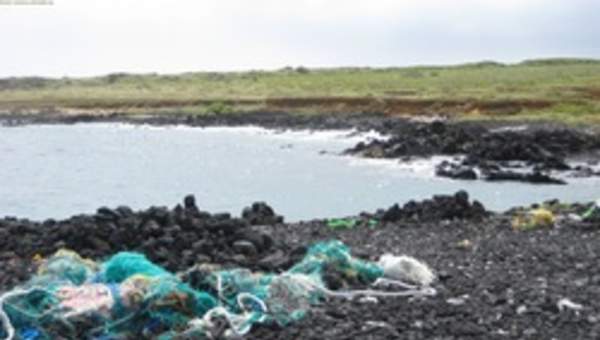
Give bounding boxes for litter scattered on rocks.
[512,208,556,230]
[0,241,434,339]
[2,192,600,339]
[557,298,584,313]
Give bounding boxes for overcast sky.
[0,0,599,77]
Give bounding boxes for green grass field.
[1,58,600,123]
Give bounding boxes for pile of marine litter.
[0,241,435,339]
[511,199,600,230]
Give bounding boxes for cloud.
[0,0,598,77]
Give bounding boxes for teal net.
[289,240,384,283]
[98,252,171,283]
[0,240,432,339]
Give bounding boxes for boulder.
[232,240,258,257]
[436,161,477,180]
[485,170,566,185]
[379,191,487,222]
[242,202,284,225]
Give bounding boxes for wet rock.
[95,207,120,221]
[180,216,203,231]
[484,170,566,185]
[87,236,111,254]
[436,161,477,180]
[379,191,487,222]
[235,228,274,253]
[257,250,288,271]
[192,240,212,255]
[184,194,197,209]
[0,228,9,241]
[438,270,452,282]
[142,219,162,236]
[571,165,600,178]
[346,121,600,184]
[242,202,284,225]
[115,205,134,217]
[42,219,56,227]
[158,235,175,248]
[382,204,403,222]
[144,206,171,225]
[213,212,232,221]
[206,219,245,235]
[232,240,258,257]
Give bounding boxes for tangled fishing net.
[0,241,435,339]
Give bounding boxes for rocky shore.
[346,121,600,184]
[0,111,392,132]
[1,192,600,339]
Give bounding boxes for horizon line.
[2,56,599,80]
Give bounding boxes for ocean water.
[0,123,599,221]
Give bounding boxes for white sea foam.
[104,123,386,144]
[344,155,457,179]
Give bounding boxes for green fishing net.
[582,200,600,221]
[0,240,405,339]
[326,218,378,230]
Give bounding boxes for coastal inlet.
[0,123,599,221]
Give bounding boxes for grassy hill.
[1,58,600,124]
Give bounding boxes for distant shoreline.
[1,58,599,125]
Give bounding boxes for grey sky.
[0,0,599,77]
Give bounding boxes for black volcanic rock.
[242,202,284,225]
[380,191,487,222]
[436,161,478,180]
[346,121,600,184]
[484,169,566,185]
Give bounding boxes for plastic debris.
[19,328,39,340]
[326,218,378,230]
[0,241,435,339]
[364,320,391,329]
[456,239,473,249]
[359,296,379,304]
[56,284,115,318]
[377,254,436,286]
[531,208,556,226]
[327,218,357,230]
[512,208,555,230]
[446,295,469,306]
[582,200,600,221]
[557,298,583,312]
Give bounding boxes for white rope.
[237,293,267,314]
[188,304,262,337]
[320,285,437,298]
[280,273,437,300]
[372,277,420,290]
[0,292,16,340]
[184,275,269,338]
[0,287,55,340]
